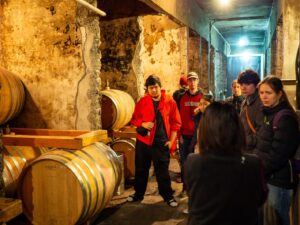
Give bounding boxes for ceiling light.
[238,37,249,46]
[218,0,231,6]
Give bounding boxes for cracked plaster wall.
[0,0,101,130]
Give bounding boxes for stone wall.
[0,0,101,130]
[214,50,227,100]
[276,0,300,108]
[199,38,209,92]
[271,17,283,78]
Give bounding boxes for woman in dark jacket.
[255,75,300,225]
[184,102,267,225]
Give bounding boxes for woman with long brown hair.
[184,102,267,225]
[255,75,300,225]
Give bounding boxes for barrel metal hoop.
[12,146,27,165]
[67,149,102,218]
[77,147,107,214]
[5,147,22,174]
[3,154,17,191]
[98,143,121,192]
[111,139,135,150]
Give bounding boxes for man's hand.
[142,122,154,130]
[179,135,183,144]
[165,140,174,150]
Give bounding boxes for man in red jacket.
[127,75,182,207]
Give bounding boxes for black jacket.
[226,95,245,114]
[172,87,187,109]
[185,153,267,225]
[254,101,300,189]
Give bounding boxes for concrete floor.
[91,158,188,225]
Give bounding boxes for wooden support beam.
[9,128,89,136]
[3,135,84,149]
[2,129,108,149]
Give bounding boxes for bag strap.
[245,106,256,134]
[272,109,293,129]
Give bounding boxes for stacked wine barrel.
[0,67,25,125]
[100,88,135,130]
[3,146,48,197]
[18,142,121,225]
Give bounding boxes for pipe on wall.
[76,0,106,17]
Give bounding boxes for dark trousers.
[134,139,173,201]
[179,135,193,190]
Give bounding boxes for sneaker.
[182,208,189,214]
[127,195,143,202]
[166,198,178,207]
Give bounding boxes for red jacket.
[179,91,202,136]
[131,90,181,153]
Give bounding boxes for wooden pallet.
[0,198,22,224]
[2,128,108,149]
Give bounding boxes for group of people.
[126,70,300,225]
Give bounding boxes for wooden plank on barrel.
[112,126,136,139]
[2,135,83,149]
[0,198,22,223]
[75,130,108,146]
[10,128,89,136]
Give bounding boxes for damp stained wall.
[139,15,188,96]
[99,14,188,100]
[99,17,140,100]
[281,0,300,80]
[270,17,283,77]
[0,0,101,130]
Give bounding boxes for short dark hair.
[198,102,246,155]
[237,69,260,86]
[145,75,161,87]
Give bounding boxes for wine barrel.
[100,89,135,130]
[3,146,47,197]
[18,142,122,225]
[110,138,136,179]
[0,67,25,125]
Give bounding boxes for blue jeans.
[264,184,292,225]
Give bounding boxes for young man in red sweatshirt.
[179,71,202,192]
[127,75,182,207]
